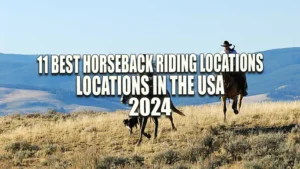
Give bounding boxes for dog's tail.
[170,100,185,116]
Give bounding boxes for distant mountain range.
[0,47,299,115]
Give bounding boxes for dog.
[123,116,139,135]
[122,95,185,145]
[121,84,185,145]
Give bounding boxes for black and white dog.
[121,90,185,145]
[123,116,139,135]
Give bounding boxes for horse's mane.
[221,72,233,89]
[221,72,247,94]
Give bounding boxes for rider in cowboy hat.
[220,40,248,96]
[220,40,236,54]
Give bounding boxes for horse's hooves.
[172,128,177,131]
[135,140,142,146]
[146,133,151,139]
[234,110,239,114]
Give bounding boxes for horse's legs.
[138,115,151,138]
[136,117,144,146]
[136,117,149,146]
[153,117,159,139]
[168,115,177,131]
[232,96,239,114]
[222,96,227,121]
[238,94,243,111]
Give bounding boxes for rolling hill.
[0,47,299,114]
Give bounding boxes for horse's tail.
[165,90,185,116]
[170,100,185,116]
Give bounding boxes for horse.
[120,90,185,145]
[220,72,247,121]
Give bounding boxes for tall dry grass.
[0,101,299,168]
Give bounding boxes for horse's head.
[221,72,232,83]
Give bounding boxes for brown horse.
[220,72,246,121]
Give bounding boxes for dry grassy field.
[0,101,299,169]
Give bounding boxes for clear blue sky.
[1,0,299,54]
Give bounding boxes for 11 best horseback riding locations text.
[37,53,264,116]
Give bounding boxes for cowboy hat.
[221,40,232,47]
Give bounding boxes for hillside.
[0,47,300,114]
[0,101,299,168]
[0,87,127,116]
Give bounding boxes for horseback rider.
[220,41,248,96]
